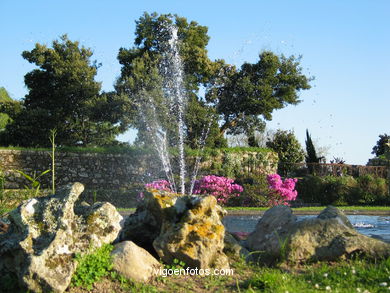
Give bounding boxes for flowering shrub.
[267,173,298,205]
[192,175,244,205]
[137,179,172,202]
[144,179,172,192]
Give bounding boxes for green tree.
[116,12,227,148]
[3,35,130,147]
[185,96,227,148]
[0,87,18,131]
[0,87,12,102]
[266,129,305,176]
[207,52,311,144]
[117,12,311,148]
[371,134,390,157]
[305,129,324,174]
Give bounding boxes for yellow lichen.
[45,254,72,270]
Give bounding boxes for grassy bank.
[65,254,390,293]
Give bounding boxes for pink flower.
[145,180,172,192]
[192,175,244,205]
[266,174,299,204]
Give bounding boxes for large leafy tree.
[118,13,311,148]
[371,134,390,157]
[116,12,225,148]
[207,52,311,145]
[3,35,130,147]
[0,87,13,131]
[266,129,305,175]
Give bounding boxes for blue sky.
[1,0,389,164]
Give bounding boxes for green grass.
[67,256,390,292]
[117,207,136,212]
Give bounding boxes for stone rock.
[244,205,297,257]
[0,183,122,293]
[111,241,162,282]
[154,195,230,269]
[287,207,390,263]
[245,205,390,264]
[0,219,9,234]
[317,205,354,229]
[118,189,175,253]
[224,232,250,259]
[120,190,230,270]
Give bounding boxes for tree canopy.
[117,12,311,148]
[0,87,21,132]
[206,52,311,144]
[371,133,390,157]
[116,12,224,147]
[3,35,130,147]
[2,12,312,149]
[0,87,12,131]
[266,129,305,175]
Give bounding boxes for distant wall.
[0,149,160,190]
[0,148,278,191]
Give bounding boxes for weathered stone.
[244,205,297,257]
[118,189,177,253]
[317,205,354,229]
[244,205,390,265]
[0,183,122,293]
[287,208,390,263]
[0,220,9,234]
[120,190,230,270]
[224,232,250,259]
[153,195,230,270]
[111,241,162,282]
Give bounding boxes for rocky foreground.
[0,183,389,292]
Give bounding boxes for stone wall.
[0,150,160,190]
[0,148,278,191]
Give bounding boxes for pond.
[223,214,390,243]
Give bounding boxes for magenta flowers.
[144,179,172,192]
[266,173,298,205]
[192,175,244,204]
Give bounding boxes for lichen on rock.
[244,205,390,265]
[120,189,230,270]
[0,182,122,293]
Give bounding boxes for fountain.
[139,22,208,195]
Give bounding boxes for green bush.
[296,175,389,205]
[356,174,388,205]
[229,174,273,207]
[71,244,114,290]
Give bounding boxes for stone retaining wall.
[0,149,278,191]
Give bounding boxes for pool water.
[223,215,390,243]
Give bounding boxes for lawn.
[66,253,390,293]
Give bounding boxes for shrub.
[145,179,172,191]
[237,184,268,206]
[356,174,388,205]
[192,175,243,205]
[71,244,114,290]
[295,175,389,205]
[267,174,298,201]
[231,174,298,207]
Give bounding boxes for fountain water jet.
[139,22,209,195]
[160,24,187,194]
